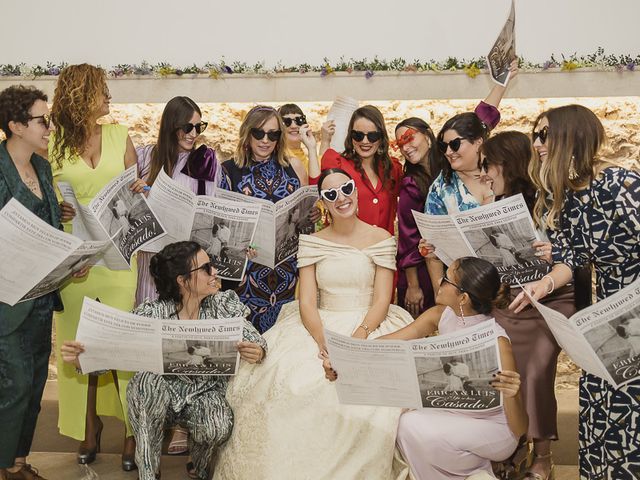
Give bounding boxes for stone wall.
[111,97,640,169]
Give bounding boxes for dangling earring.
[377,146,384,155]
[458,303,466,326]
[569,155,578,180]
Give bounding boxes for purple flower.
[320,66,328,77]
[48,66,60,76]
[542,60,553,70]
[223,65,233,74]
[111,68,124,77]
[365,69,374,79]
[626,62,635,71]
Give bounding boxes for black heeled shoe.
[77,418,103,465]
[122,436,138,471]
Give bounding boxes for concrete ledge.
[1,70,638,103]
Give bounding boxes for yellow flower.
[561,60,579,71]
[157,66,175,77]
[464,63,481,78]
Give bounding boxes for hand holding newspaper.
[413,194,550,285]
[524,279,640,388]
[76,298,244,376]
[486,0,516,86]
[0,199,110,306]
[324,321,503,410]
[58,165,166,269]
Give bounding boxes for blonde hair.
[234,106,288,168]
[50,64,109,168]
[529,105,606,230]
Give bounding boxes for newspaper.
[325,320,503,410]
[413,194,550,285]
[0,199,110,306]
[76,297,244,376]
[486,0,516,86]
[214,185,318,269]
[146,170,261,281]
[58,166,166,269]
[528,279,640,388]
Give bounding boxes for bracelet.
[541,274,555,295]
[358,323,371,336]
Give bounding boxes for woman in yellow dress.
[49,64,145,471]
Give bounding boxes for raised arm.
[378,304,445,340]
[482,59,518,108]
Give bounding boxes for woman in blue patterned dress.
[511,104,640,479]
[219,106,308,332]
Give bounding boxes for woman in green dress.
[49,64,145,470]
[0,85,69,480]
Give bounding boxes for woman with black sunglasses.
[60,241,267,480]
[319,105,402,235]
[214,168,413,479]
[510,104,640,480]
[218,105,308,333]
[0,85,77,480]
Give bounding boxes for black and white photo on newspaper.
[486,0,516,86]
[59,166,166,267]
[527,279,640,389]
[274,190,317,265]
[76,298,244,376]
[324,320,503,410]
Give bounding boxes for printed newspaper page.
[214,186,317,269]
[88,166,166,265]
[325,321,503,410]
[0,198,82,305]
[531,279,640,388]
[161,318,242,375]
[324,329,421,408]
[486,0,516,86]
[191,197,260,282]
[454,194,550,285]
[411,320,503,411]
[145,168,197,252]
[76,298,244,376]
[412,211,474,266]
[273,186,317,266]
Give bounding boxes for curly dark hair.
[0,85,48,139]
[437,112,489,184]
[149,241,202,308]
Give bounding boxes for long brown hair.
[343,105,395,190]
[234,106,288,168]
[528,105,606,229]
[147,96,202,185]
[50,64,109,168]
[481,131,536,212]
[395,117,442,196]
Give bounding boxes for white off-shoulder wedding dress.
[214,234,414,480]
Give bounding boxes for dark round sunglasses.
[437,137,466,153]
[178,122,208,135]
[282,115,306,127]
[532,126,548,145]
[350,130,383,143]
[185,260,216,276]
[320,179,356,202]
[250,128,281,142]
[28,114,52,129]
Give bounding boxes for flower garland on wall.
[1,48,637,80]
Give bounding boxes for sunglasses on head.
[250,128,281,142]
[282,115,306,127]
[437,137,466,153]
[178,122,208,135]
[350,130,383,143]
[185,260,216,276]
[532,126,548,145]
[28,114,52,129]
[320,179,356,202]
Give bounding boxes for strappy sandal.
[167,427,189,455]
[186,461,199,480]
[523,452,555,480]
[493,439,532,479]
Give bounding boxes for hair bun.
[493,282,512,310]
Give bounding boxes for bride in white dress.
[214,168,414,480]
